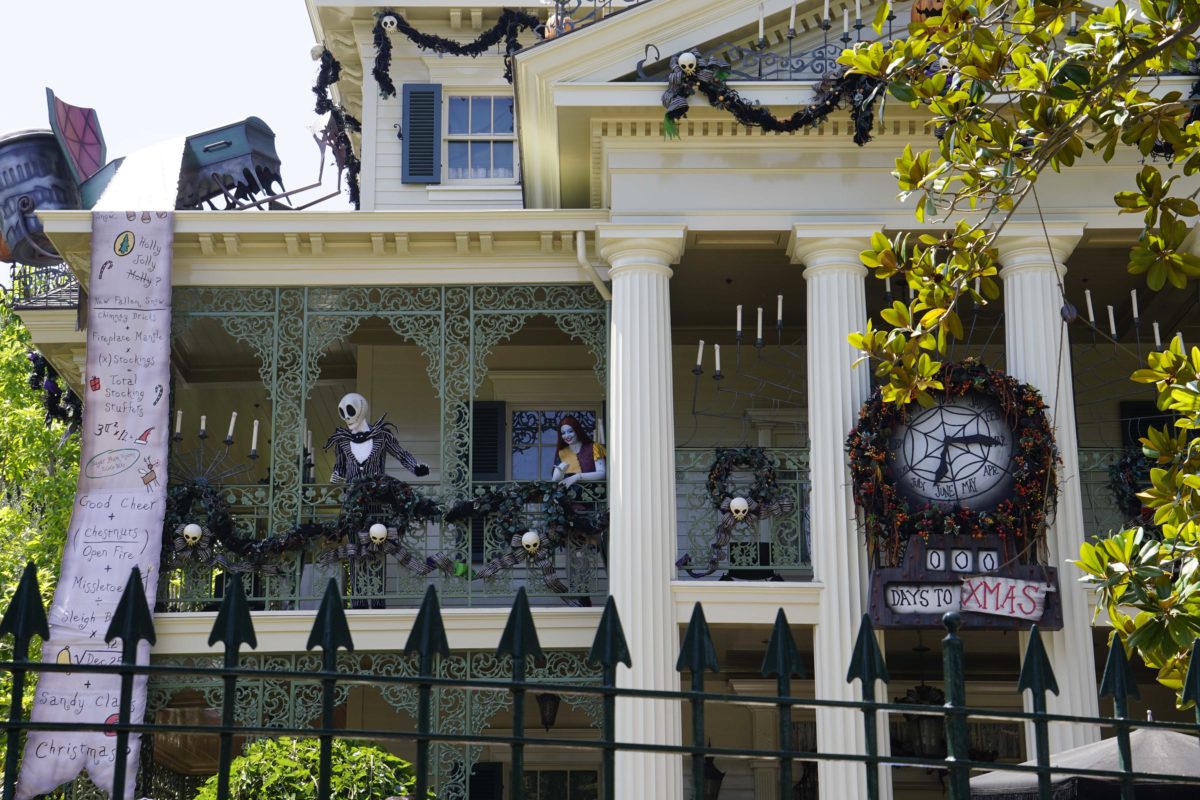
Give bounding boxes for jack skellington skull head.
[338,393,369,428]
[182,523,204,546]
[379,13,399,31]
[369,523,389,546]
[677,51,698,77]
[729,497,750,521]
[521,530,541,556]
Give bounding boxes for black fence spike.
[846,613,889,687]
[497,586,543,666]
[1100,635,1140,703]
[306,578,354,659]
[208,573,257,660]
[1017,624,1059,698]
[588,596,632,671]
[1020,625,1057,800]
[761,608,804,679]
[0,562,48,650]
[1183,639,1200,724]
[104,566,156,662]
[676,602,719,675]
[404,584,449,671]
[2,562,47,800]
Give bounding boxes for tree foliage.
[0,302,80,763]
[842,0,1200,697]
[192,737,417,800]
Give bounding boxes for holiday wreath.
[847,359,1058,567]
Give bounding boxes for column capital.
[787,224,876,278]
[995,223,1085,277]
[596,224,687,277]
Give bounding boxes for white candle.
[758,4,765,40]
[1153,322,1162,348]
[757,307,764,339]
[823,0,830,21]
[974,277,981,294]
[1107,305,1117,337]
[843,8,849,33]
[175,410,182,435]
[596,418,606,445]
[777,294,783,323]
[908,284,915,301]
[789,0,797,29]
[696,339,705,367]
[884,276,892,294]
[227,411,238,439]
[855,0,861,20]
[714,343,722,373]
[1071,11,1077,29]
[1177,332,1185,351]
[306,429,313,452]
[736,305,743,334]
[1131,289,1139,320]
[1084,289,1095,322]
[251,419,260,451]
[199,415,207,435]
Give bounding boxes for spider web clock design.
[889,393,1016,512]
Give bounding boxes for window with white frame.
[446,94,516,181]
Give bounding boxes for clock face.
[889,393,1016,512]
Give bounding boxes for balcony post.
[597,224,687,800]
[997,224,1101,752]
[789,226,889,800]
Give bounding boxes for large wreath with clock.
[847,360,1058,567]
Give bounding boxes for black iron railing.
[7,264,80,311]
[2,562,1200,800]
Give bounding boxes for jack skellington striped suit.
[323,415,428,482]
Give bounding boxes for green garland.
[847,359,1058,566]
[1108,448,1155,527]
[338,476,442,539]
[705,447,783,509]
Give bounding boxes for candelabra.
[168,413,255,487]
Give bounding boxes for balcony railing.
[1079,447,1133,536]
[8,262,81,310]
[156,482,609,612]
[675,447,812,581]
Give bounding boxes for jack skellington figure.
[323,392,430,482]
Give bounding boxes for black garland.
[661,50,885,145]
[846,359,1058,567]
[313,48,363,209]
[706,447,784,509]
[1108,448,1156,528]
[338,475,442,539]
[372,7,542,92]
[27,351,82,436]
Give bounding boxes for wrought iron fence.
[7,263,81,311]
[1079,447,1130,536]
[675,447,811,581]
[8,563,1199,800]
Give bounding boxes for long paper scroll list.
[17,211,173,799]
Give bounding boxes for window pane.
[470,141,490,178]
[493,141,514,179]
[523,772,539,799]
[570,771,599,800]
[448,142,469,179]
[493,97,514,133]
[471,96,492,134]
[539,771,568,800]
[448,96,470,135]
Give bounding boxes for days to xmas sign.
[868,534,1062,629]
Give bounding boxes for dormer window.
[446,95,515,181]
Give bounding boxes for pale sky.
[2,0,352,223]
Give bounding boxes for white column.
[789,226,890,800]
[997,224,1100,753]
[598,224,687,800]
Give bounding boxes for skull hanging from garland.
[379,13,399,31]
[677,51,698,77]
[729,497,750,522]
[369,522,389,546]
[521,530,543,556]
[172,522,215,565]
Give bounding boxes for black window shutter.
[471,401,506,481]
[402,83,441,184]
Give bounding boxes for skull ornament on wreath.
[521,530,542,556]
[379,13,399,31]
[729,497,750,522]
[678,50,698,77]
